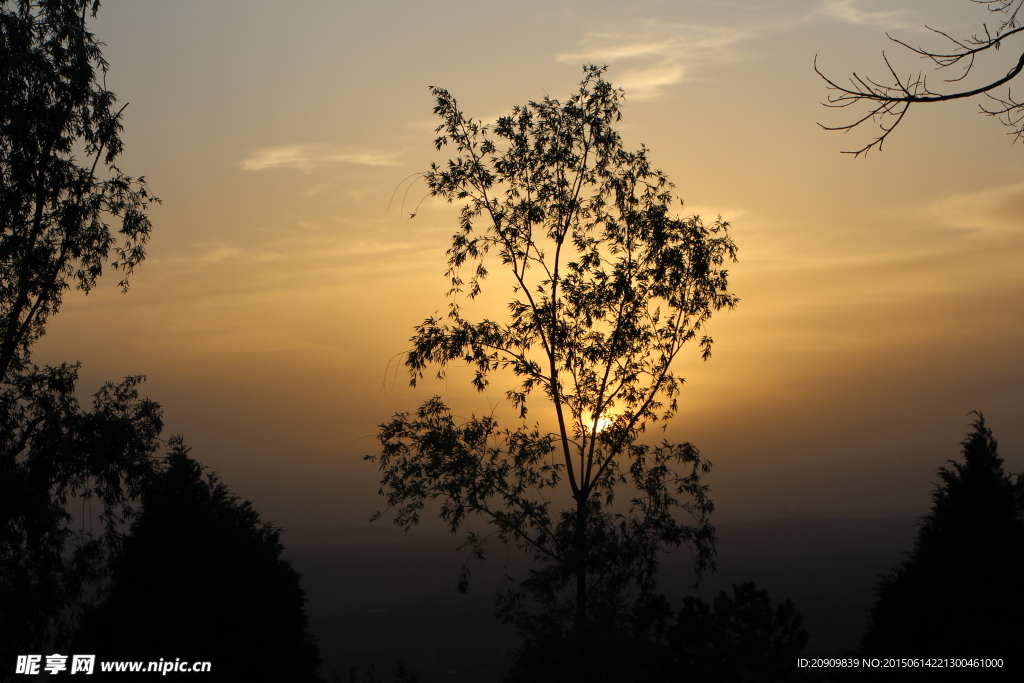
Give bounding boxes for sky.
[33,0,1024,529]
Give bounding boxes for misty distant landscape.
[288,516,917,681]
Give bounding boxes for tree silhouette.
[816,1,1024,155]
[502,590,667,683]
[334,663,419,683]
[505,582,810,683]
[73,438,322,682]
[858,413,1024,674]
[367,66,737,681]
[0,0,155,382]
[663,583,811,683]
[1,370,162,666]
[1,0,160,663]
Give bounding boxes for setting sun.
[584,413,615,434]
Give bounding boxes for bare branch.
[817,2,1024,155]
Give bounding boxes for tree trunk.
[574,492,589,682]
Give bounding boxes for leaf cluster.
[1,0,157,381]
[371,398,715,596]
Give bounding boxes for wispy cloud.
[240,144,404,173]
[925,181,1024,236]
[556,22,752,100]
[812,0,914,29]
[170,234,430,273]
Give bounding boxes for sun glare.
[584,413,615,434]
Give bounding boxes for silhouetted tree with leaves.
[1,0,160,665]
[73,438,322,682]
[502,590,667,683]
[858,413,1024,677]
[367,66,737,682]
[505,582,811,683]
[0,0,155,382]
[0,370,162,667]
[663,583,811,683]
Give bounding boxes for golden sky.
[33,0,1024,527]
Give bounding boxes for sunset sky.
[34,0,1023,531]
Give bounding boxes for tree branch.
[816,2,1024,156]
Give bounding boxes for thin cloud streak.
[556,22,753,100]
[812,0,914,29]
[176,237,425,268]
[240,144,404,173]
[556,3,915,102]
[925,181,1024,236]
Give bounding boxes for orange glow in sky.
[32,0,1024,529]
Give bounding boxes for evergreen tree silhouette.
[73,438,322,682]
[859,412,1024,675]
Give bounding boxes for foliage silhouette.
[367,66,737,680]
[662,583,812,683]
[1,0,159,666]
[0,369,161,667]
[505,582,811,683]
[856,413,1024,678]
[502,591,667,683]
[0,0,155,382]
[73,438,322,682]
[333,662,419,683]
[817,1,1024,156]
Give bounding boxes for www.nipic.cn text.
[15,655,212,676]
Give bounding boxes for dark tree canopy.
[73,439,323,683]
[505,582,810,683]
[817,1,1024,155]
[859,413,1024,675]
[368,66,737,681]
[0,369,161,664]
[0,0,160,663]
[664,583,810,683]
[1,0,155,382]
